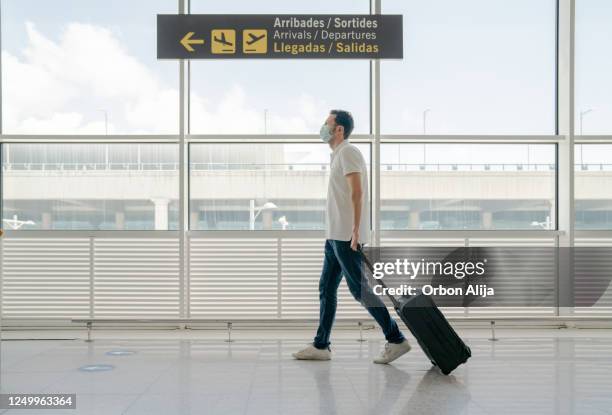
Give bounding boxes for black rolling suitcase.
[360,249,471,375]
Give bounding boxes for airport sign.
[157,14,403,59]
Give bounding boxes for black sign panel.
[157,14,403,59]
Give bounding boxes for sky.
[0,0,611,162]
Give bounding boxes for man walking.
[292,110,411,364]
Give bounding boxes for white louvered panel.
[280,238,368,319]
[281,238,324,319]
[575,238,612,247]
[573,308,612,317]
[573,249,612,309]
[1,238,91,318]
[93,239,180,318]
[467,238,556,317]
[336,282,374,319]
[189,238,278,318]
[574,238,612,316]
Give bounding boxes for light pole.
[422,109,430,169]
[249,200,278,230]
[422,109,431,135]
[579,109,593,166]
[579,108,593,136]
[99,109,109,169]
[98,109,108,135]
[264,109,268,135]
[527,144,530,170]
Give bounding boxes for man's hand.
[350,229,359,251]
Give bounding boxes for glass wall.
[189,143,370,230]
[381,0,556,135]
[2,144,179,230]
[575,0,612,135]
[189,0,370,134]
[1,0,612,324]
[1,0,179,134]
[575,144,612,229]
[381,143,556,230]
[574,1,612,230]
[2,0,608,235]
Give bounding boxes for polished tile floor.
[1,328,611,414]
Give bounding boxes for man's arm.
[346,172,362,251]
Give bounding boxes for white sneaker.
[373,340,412,364]
[292,344,331,361]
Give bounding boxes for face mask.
[320,123,333,143]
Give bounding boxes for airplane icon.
[214,32,234,47]
[242,29,267,54]
[211,29,236,54]
[246,33,266,45]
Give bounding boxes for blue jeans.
[313,239,406,349]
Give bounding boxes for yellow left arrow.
[180,32,205,52]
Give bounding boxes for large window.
[575,0,612,134]
[1,0,178,134]
[0,0,577,236]
[381,143,556,230]
[189,0,370,134]
[381,0,556,135]
[2,144,179,230]
[575,144,612,229]
[189,143,370,230]
[0,0,608,324]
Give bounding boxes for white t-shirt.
[325,140,371,244]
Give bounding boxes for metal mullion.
[371,0,381,247]
[380,230,563,239]
[0,0,3,136]
[0,135,180,143]
[187,230,325,239]
[3,230,181,238]
[574,135,612,143]
[185,134,375,143]
[556,0,576,317]
[575,230,612,238]
[380,135,564,143]
[185,0,192,317]
[178,0,188,320]
[0,1,3,264]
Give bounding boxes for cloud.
[3,21,327,135]
[190,83,328,134]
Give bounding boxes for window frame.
[3,0,612,321]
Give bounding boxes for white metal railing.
[2,162,179,171]
[6,162,612,172]
[3,230,611,327]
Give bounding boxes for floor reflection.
[0,334,611,414]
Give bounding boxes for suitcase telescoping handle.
[358,245,402,310]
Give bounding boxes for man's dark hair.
[330,109,354,140]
